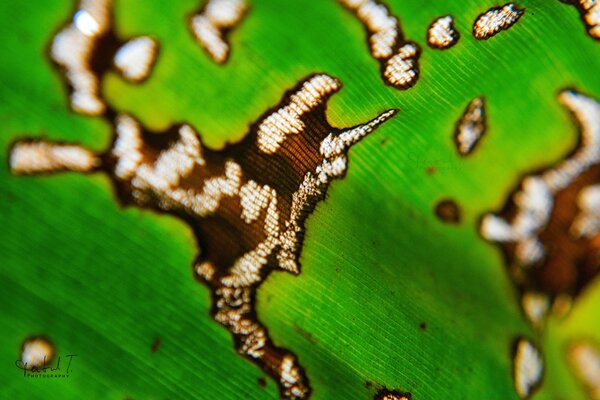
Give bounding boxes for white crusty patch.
[455,96,486,155]
[473,3,524,40]
[570,342,600,400]
[10,141,99,174]
[338,0,420,89]
[521,291,550,326]
[190,0,248,63]
[257,74,341,154]
[280,354,308,398]
[239,180,276,224]
[427,15,459,49]
[514,339,544,399]
[320,108,398,158]
[113,114,144,179]
[383,43,420,89]
[114,37,158,82]
[481,90,600,267]
[223,107,397,286]
[21,337,54,369]
[51,0,157,115]
[338,0,399,59]
[571,184,600,238]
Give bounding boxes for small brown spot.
[257,377,267,388]
[419,322,427,331]
[426,166,437,175]
[435,199,461,224]
[380,137,389,146]
[374,388,412,400]
[151,338,161,353]
[293,324,318,345]
[365,380,374,389]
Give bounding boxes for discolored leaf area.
[1,1,600,400]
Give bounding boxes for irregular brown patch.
[10,71,396,398]
[480,90,600,310]
[434,199,461,224]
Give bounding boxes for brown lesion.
[480,89,600,323]
[14,3,401,397]
[10,73,397,398]
[434,198,461,224]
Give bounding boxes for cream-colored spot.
[280,354,308,399]
[196,261,216,282]
[190,0,248,63]
[114,37,158,82]
[571,184,600,238]
[514,339,544,399]
[337,0,421,90]
[339,0,399,59]
[21,337,54,369]
[455,96,486,155]
[257,74,341,154]
[383,43,419,89]
[521,292,550,326]
[113,114,144,179]
[52,0,156,115]
[569,342,600,399]
[10,141,99,174]
[427,15,459,49]
[473,3,524,40]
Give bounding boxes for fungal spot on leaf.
[427,15,460,49]
[512,338,544,399]
[337,0,421,90]
[560,0,600,40]
[9,73,397,399]
[374,388,412,400]
[568,341,600,399]
[151,338,161,353]
[481,89,600,316]
[434,199,462,224]
[473,3,525,40]
[419,322,427,331]
[454,96,486,156]
[51,0,158,115]
[257,376,267,388]
[20,336,54,370]
[189,0,248,64]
